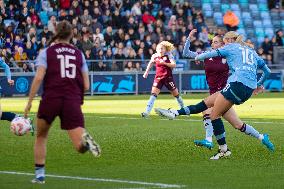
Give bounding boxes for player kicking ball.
[24,21,101,184]
[155,31,274,160]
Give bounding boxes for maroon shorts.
[153,76,176,91]
[209,83,227,95]
[37,98,84,130]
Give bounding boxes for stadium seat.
[39,11,49,26]
[253,20,262,28]
[260,12,270,19]
[259,4,268,12]
[263,19,273,28]
[231,4,240,11]
[221,4,230,13]
[257,0,267,3]
[212,0,221,4]
[243,19,253,28]
[280,12,284,19]
[202,0,211,3]
[257,36,264,44]
[204,10,213,17]
[242,12,251,19]
[249,4,258,12]
[272,20,281,29]
[237,28,246,36]
[238,0,248,3]
[202,3,212,11]
[282,20,284,28]
[255,28,265,37]
[213,4,221,12]
[251,11,261,19]
[264,28,274,38]
[234,11,241,19]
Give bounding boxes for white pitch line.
[0,171,185,188]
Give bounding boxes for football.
[10,117,32,136]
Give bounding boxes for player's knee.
[151,93,158,97]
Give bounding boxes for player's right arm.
[182,29,198,58]
[81,53,89,91]
[143,53,156,78]
[24,49,47,117]
[195,44,231,61]
[0,57,14,85]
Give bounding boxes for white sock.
[220,144,228,152]
[203,115,213,142]
[258,134,264,141]
[145,95,157,114]
[175,95,184,108]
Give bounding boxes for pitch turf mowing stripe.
[0,171,186,188]
[92,115,284,125]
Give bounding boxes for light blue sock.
[240,123,263,140]
[203,114,213,142]
[145,94,157,114]
[175,95,184,108]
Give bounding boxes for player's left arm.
[0,58,14,85]
[81,53,89,91]
[256,56,271,87]
[25,49,47,117]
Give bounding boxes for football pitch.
[0,93,284,189]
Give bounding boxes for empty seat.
[264,28,274,38]
[212,0,221,3]
[249,4,258,11]
[234,10,241,18]
[238,0,248,3]
[237,28,246,36]
[257,0,267,3]
[255,28,265,37]
[202,3,212,11]
[202,0,211,3]
[259,4,268,12]
[270,12,280,19]
[260,12,270,19]
[263,19,273,28]
[231,4,240,11]
[204,10,213,17]
[253,20,262,28]
[242,12,251,19]
[221,4,230,13]
[257,36,264,44]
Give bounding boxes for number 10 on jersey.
[57,55,76,78]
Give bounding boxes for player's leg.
[32,118,51,184]
[0,104,17,122]
[194,108,214,149]
[62,100,101,156]
[209,93,233,160]
[223,108,274,151]
[167,78,184,108]
[155,92,218,119]
[142,79,161,117]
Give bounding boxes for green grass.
[0,93,284,189]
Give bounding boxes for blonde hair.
[157,41,175,52]
[224,31,254,48]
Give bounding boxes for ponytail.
[48,20,73,45]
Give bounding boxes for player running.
[24,21,101,184]
[141,41,184,118]
[155,31,274,159]
[183,29,229,149]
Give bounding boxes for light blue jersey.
[0,58,11,80]
[195,43,271,89]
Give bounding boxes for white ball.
[10,117,32,136]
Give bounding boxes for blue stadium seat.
[257,0,267,3]
[213,12,223,19]
[238,0,248,3]
[212,0,221,4]
[39,11,48,26]
[249,4,258,12]
[263,19,273,28]
[204,10,213,17]
[213,4,221,12]
[272,20,281,29]
[255,28,265,37]
[251,11,260,19]
[237,28,246,36]
[282,20,284,28]
[202,3,212,11]
[264,28,274,38]
[221,4,230,13]
[231,4,240,11]
[242,12,251,19]
[253,20,262,28]
[280,12,284,19]
[259,4,268,12]
[243,19,253,28]
[257,36,264,44]
[260,12,270,19]
[202,0,211,3]
[234,11,241,19]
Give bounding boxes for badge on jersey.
[222,58,226,64]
